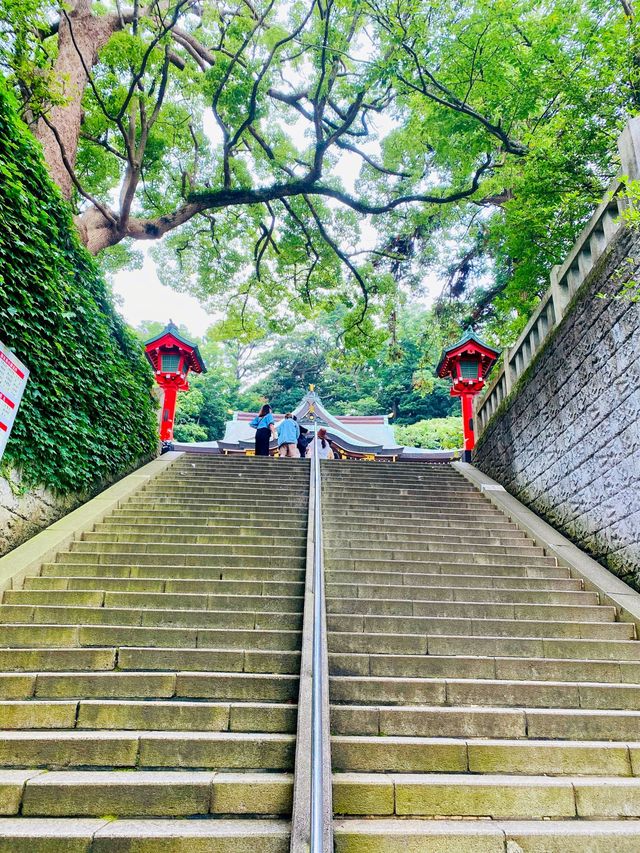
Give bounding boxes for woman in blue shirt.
[277,412,300,457]
[249,404,276,456]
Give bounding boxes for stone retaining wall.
[0,454,155,557]
[473,228,640,586]
[0,470,85,556]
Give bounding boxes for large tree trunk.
[36,0,118,200]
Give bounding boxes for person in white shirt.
[306,427,334,459]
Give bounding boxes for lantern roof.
[436,327,500,380]
[144,321,206,374]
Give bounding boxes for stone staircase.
[322,462,640,852]
[0,455,308,851]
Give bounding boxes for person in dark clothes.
[294,419,311,459]
[249,404,276,456]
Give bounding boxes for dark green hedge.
[0,82,157,492]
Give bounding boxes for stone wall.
[0,470,84,556]
[0,454,155,557]
[473,227,640,587]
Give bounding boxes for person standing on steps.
[277,412,300,457]
[249,404,276,456]
[294,417,311,459]
[306,427,335,459]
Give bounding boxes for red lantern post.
[436,329,500,462]
[144,321,206,442]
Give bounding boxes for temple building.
[173,390,452,461]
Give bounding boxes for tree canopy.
[2,0,637,345]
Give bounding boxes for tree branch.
[40,113,118,225]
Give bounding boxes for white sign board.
[0,340,29,462]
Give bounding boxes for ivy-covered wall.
[0,82,158,554]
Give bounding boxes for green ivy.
[0,81,157,492]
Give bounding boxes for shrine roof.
[144,321,206,374]
[436,327,500,378]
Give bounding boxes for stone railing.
[475,117,640,437]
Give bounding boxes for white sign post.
[0,340,30,463]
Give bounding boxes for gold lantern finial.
[309,383,315,392]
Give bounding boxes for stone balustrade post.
[549,265,567,324]
[618,116,640,181]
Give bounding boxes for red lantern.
[144,321,206,442]
[436,329,500,461]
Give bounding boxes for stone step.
[332,772,640,818]
[326,559,573,584]
[331,735,639,775]
[327,632,640,660]
[0,623,301,651]
[333,818,640,852]
[0,817,290,851]
[0,769,292,817]
[43,563,305,582]
[113,508,302,522]
[0,699,297,733]
[126,496,306,510]
[83,532,307,546]
[329,675,640,709]
[320,467,461,478]
[326,613,631,639]
[5,589,302,613]
[95,521,306,537]
[325,531,530,547]
[67,542,307,559]
[0,648,118,672]
[324,486,487,499]
[325,540,549,559]
[324,502,494,516]
[327,582,595,604]
[329,704,640,740]
[0,605,302,631]
[116,647,300,674]
[324,506,509,523]
[4,671,297,702]
[327,517,523,533]
[140,486,308,499]
[0,730,295,768]
[325,549,556,568]
[157,475,308,486]
[329,652,640,684]
[327,574,583,592]
[142,477,308,489]
[57,553,306,570]
[326,596,615,622]
[25,575,304,597]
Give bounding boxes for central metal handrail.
[290,429,332,853]
[310,434,324,851]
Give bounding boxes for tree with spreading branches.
[1,0,636,343]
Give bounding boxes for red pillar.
[461,392,475,459]
[160,385,178,441]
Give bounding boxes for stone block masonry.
[474,227,640,586]
[1,468,89,557]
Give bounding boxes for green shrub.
[174,422,209,443]
[395,416,463,449]
[0,82,157,492]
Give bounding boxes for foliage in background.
[1,0,636,350]
[395,418,463,450]
[0,82,158,492]
[142,305,461,442]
